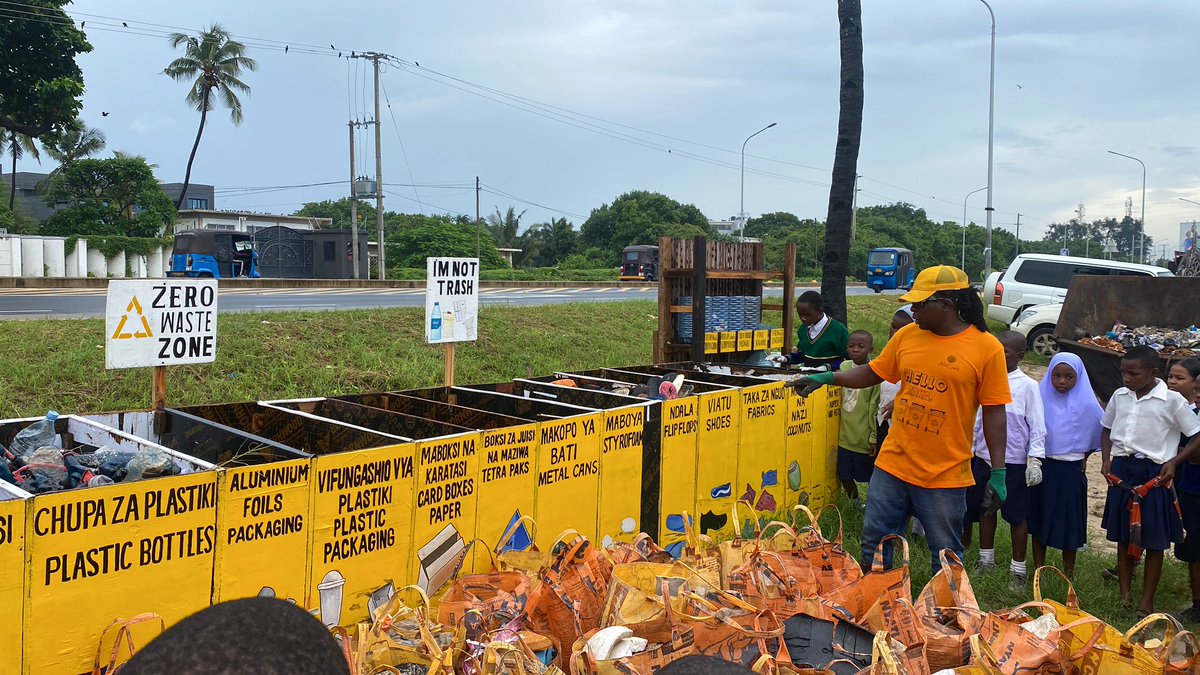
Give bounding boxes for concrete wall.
[20,237,44,277]
[147,247,164,278]
[87,248,107,278]
[0,237,21,277]
[65,239,88,277]
[106,251,126,278]
[42,238,66,278]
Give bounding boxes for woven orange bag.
[822,535,910,625]
[913,549,982,671]
[790,505,863,595]
[527,533,613,674]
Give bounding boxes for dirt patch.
[1019,361,1116,554]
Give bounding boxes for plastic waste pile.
[1079,321,1200,357]
[333,507,1198,675]
[0,411,179,494]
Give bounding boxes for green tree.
[294,198,376,230]
[41,118,106,169]
[386,215,507,269]
[164,24,257,209]
[486,206,526,249]
[745,211,804,238]
[820,0,865,324]
[0,1,91,138]
[580,190,710,253]
[39,157,177,237]
[2,131,40,210]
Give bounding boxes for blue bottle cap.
[46,411,59,422]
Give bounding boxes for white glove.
[771,354,790,365]
[1026,457,1043,487]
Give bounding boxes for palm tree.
[41,119,106,172]
[163,24,256,209]
[487,206,526,249]
[2,131,40,210]
[820,0,864,325]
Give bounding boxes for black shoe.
[1179,606,1200,624]
[1100,565,1119,582]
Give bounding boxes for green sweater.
[838,360,880,454]
[791,316,849,370]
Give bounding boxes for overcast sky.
[16,0,1200,250]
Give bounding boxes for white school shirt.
[878,380,900,426]
[973,369,1046,465]
[808,313,830,341]
[1101,379,1200,464]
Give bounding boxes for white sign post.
[105,279,218,409]
[425,257,479,386]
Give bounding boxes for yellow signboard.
[704,332,719,355]
[822,387,843,508]
[658,398,699,556]
[736,382,788,521]
[599,406,645,547]
[476,423,538,554]
[309,444,416,629]
[806,388,830,509]
[753,330,769,351]
[737,331,754,352]
[719,332,737,353]
[785,387,817,510]
[769,328,785,350]
[413,433,480,591]
[1,498,25,670]
[534,414,601,548]
[695,390,740,538]
[214,459,313,604]
[25,473,218,675]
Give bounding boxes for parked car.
[1010,302,1062,359]
[984,253,1171,324]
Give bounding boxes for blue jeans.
[862,468,967,577]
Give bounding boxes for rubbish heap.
[1078,321,1200,357]
[334,508,1199,675]
[0,411,178,494]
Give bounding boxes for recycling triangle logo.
[111,296,154,340]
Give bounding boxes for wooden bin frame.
[653,236,797,363]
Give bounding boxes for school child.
[963,331,1045,588]
[1101,346,1200,616]
[876,306,914,449]
[1168,359,1200,621]
[838,329,881,508]
[1029,352,1102,580]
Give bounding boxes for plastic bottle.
[10,411,59,458]
[430,301,442,341]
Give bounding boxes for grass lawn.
[0,295,1187,627]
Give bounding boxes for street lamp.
[1180,197,1200,209]
[1107,150,1146,262]
[978,0,997,278]
[962,186,988,270]
[739,122,778,240]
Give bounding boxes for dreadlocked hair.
[936,288,989,333]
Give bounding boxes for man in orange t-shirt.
[791,266,1011,574]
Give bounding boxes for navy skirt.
[1029,458,1088,550]
[1101,456,1183,552]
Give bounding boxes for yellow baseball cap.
[899,265,970,303]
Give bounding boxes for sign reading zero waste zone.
[105,279,218,369]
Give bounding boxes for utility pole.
[372,55,385,280]
[850,174,860,240]
[1014,213,1020,257]
[348,122,360,279]
[476,176,481,258]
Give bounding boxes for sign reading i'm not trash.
[425,257,479,344]
[105,279,218,369]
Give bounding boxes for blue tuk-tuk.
[866,247,915,293]
[168,230,260,278]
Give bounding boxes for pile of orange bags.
[333,505,1200,675]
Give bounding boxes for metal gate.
[253,226,313,279]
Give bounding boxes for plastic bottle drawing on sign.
[431,302,443,341]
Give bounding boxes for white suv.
[1010,302,1062,359]
[984,253,1171,324]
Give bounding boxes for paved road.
[0,285,898,319]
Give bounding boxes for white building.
[174,210,332,234]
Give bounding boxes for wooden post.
[690,236,707,364]
[654,236,671,364]
[445,343,456,387]
[152,366,167,410]
[783,243,797,355]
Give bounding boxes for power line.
[480,184,587,220]
[379,77,424,213]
